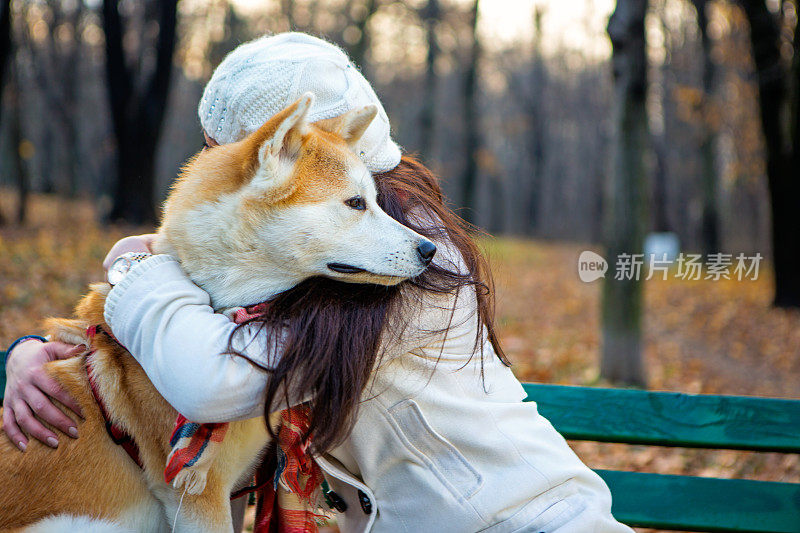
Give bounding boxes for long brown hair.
[230,155,508,454]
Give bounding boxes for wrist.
[5,335,48,363]
[108,252,154,286]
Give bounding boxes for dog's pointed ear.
[260,92,314,160]
[247,93,314,202]
[314,104,378,147]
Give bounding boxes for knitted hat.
[199,32,402,173]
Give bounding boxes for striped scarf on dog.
[164,415,228,493]
[163,302,330,531]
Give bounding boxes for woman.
[3,33,631,532]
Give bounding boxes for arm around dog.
[103,254,286,423]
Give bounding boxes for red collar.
[83,321,273,499]
[86,326,143,469]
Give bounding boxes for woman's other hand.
[102,234,157,274]
[3,340,85,451]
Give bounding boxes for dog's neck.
[152,233,301,311]
[196,262,300,311]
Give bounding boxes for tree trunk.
[0,0,9,225]
[10,64,28,224]
[23,1,83,198]
[0,0,10,124]
[103,0,178,224]
[601,0,649,387]
[652,133,669,232]
[652,7,671,233]
[462,0,480,225]
[526,7,545,234]
[349,0,379,72]
[740,0,800,307]
[693,0,720,255]
[419,0,440,163]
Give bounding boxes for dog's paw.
[43,318,90,348]
[173,468,208,495]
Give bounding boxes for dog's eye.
[344,196,366,211]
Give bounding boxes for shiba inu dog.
[0,93,435,532]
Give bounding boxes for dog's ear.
[314,104,378,147]
[247,92,314,202]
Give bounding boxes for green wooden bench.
[1,351,798,531]
[523,383,800,532]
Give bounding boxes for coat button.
[327,490,347,513]
[358,490,372,514]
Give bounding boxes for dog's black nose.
[417,240,437,266]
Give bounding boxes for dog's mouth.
[327,263,367,274]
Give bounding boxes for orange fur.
[0,287,268,532]
[0,94,408,531]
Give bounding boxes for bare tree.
[348,0,380,71]
[462,0,480,224]
[601,0,649,386]
[651,2,671,234]
[0,0,9,225]
[739,0,800,307]
[692,0,720,255]
[525,7,545,233]
[9,61,28,224]
[419,0,440,163]
[0,0,10,121]
[102,0,178,224]
[21,1,84,197]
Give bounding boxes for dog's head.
[157,93,435,309]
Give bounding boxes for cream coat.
[104,255,632,533]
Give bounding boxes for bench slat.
[523,383,800,453]
[597,469,800,533]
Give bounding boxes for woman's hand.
[102,234,158,274]
[3,340,85,451]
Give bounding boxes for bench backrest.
[523,383,800,533]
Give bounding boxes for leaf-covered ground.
[2,193,798,531]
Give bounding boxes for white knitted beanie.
[199,32,402,173]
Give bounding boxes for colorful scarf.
[254,408,331,533]
[164,415,228,494]
[163,303,330,531]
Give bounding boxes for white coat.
[105,254,632,533]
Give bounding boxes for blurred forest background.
[0,0,792,247]
[1,0,800,510]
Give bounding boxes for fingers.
[31,367,84,419]
[37,343,84,417]
[46,341,86,361]
[22,385,79,438]
[3,405,28,452]
[11,400,60,448]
